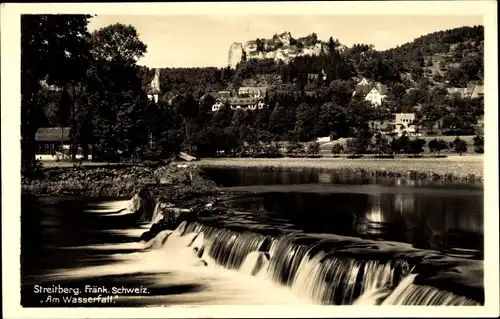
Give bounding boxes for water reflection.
[203,167,483,188]
[229,191,483,258]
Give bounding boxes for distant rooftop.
[35,127,71,142]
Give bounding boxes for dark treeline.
[22,16,484,173]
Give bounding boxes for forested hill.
[28,16,485,163]
[138,25,484,99]
[382,25,484,59]
[379,25,484,85]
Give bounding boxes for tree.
[473,134,484,154]
[451,137,467,155]
[21,14,92,172]
[428,138,448,156]
[408,138,426,157]
[372,132,391,156]
[307,141,320,156]
[87,23,152,161]
[347,129,372,155]
[428,139,439,155]
[90,23,147,65]
[391,133,410,155]
[331,143,344,155]
[295,102,316,142]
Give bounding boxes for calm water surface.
[202,167,483,258]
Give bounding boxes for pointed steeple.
[147,68,161,103]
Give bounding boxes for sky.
[87,15,483,68]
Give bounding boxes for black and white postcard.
[2,1,498,318]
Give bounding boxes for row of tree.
[332,133,484,157]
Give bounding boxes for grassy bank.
[22,164,219,198]
[197,156,484,183]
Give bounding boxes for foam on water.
[34,197,483,306]
[41,224,307,305]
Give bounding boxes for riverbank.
[21,164,219,198]
[196,156,484,183]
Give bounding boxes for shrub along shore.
[22,154,483,198]
[197,156,484,184]
[21,163,220,198]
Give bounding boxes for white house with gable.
[352,79,388,107]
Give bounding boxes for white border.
[1,1,498,318]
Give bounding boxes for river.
[21,167,484,307]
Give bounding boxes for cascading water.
[182,222,272,270]
[148,220,482,306]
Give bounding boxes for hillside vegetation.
[32,21,484,164]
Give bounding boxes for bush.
[451,136,468,155]
[408,138,426,157]
[473,134,484,154]
[307,141,320,156]
[331,143,344,154]
[428,138,449,156]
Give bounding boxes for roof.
[374,83,388,95]
[238,86,268,93]
[354,82,388,96]
[200,92,218,101]
[216,97,261,106]
[35,127,71,142]
[354,85,372,96]
[471,85,484,97]
[446,87,473,96]
[228,97,260,105]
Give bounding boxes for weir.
[144,218,482,306]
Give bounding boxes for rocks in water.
[140,231,154,242]
[128,190,155,222]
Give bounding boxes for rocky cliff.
[227,31,344,68]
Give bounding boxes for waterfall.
[144,229,172,249]
[180,222,272,270]
[142,221,482,306]
[239,251,270,276]
[265,234,315,286]
[151,202,164,225]
[290,252,401,305]
[381,274,480,305]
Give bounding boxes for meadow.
[197,156,484,183]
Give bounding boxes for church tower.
[147,68,161,103]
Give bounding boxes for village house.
[470,85,484,99]
[237,86,268,98]
[307,69,327,82]
[446,84,484,99]
[35,127,71,161]
[394,113,417,136]
[211,97,265,112]
[368,120,393,133]
[352,79,388,107]
[217,90,232,99]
